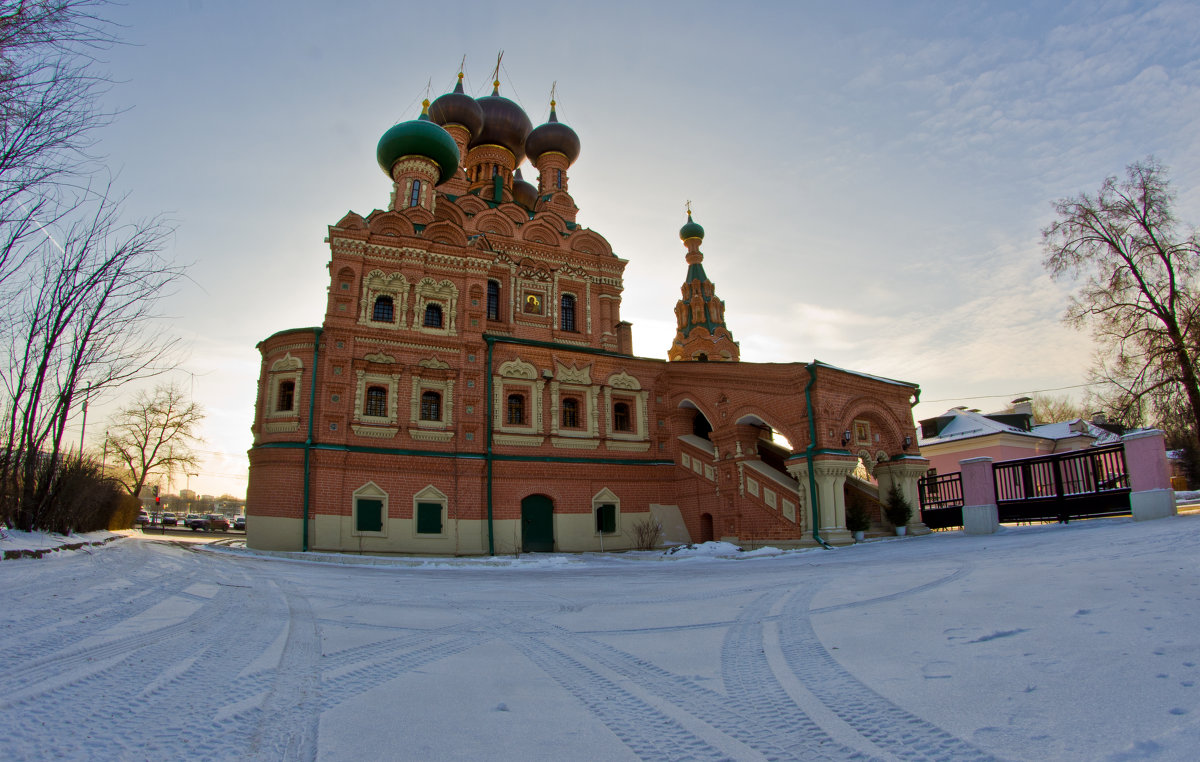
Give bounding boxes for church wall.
[244,81,925,556]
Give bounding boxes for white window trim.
[265,354,303,420]
[412,485,448,538]
[359,270,408,328]
[592,487,621,536]
[413,277,458,336]
[352,482,388,538]
[354,370,401,426]
[410,377,455,430]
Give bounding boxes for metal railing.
[918,471,963,530]
[992,443,1129,522]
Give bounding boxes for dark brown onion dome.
[429,72,484,140]
[512,168,537,210]
[525,101,580,166]
[470,81,533,164]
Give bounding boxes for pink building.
[918,399,1121,478]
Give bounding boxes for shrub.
[884,484,913,528]
[628,515,663,550]
[845,493,871,533]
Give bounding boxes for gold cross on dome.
[685,200,693,215]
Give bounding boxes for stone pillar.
[787,455,857,545]
[959,456,999,534]
[1123,429,1176,521]
[873,456,931,532]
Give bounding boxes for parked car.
[162,512,177,526]
[135,511,150,525]
[206,514,230,531]
[233,516,246,531]
[185,515,207,531]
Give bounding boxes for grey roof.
[919,407,1118,447]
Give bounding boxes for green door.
[521,495,554,552]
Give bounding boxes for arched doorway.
[521,494,554,552]
[699,512,714,543]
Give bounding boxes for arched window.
[556,169,563,189]
[372,295,394,322]
[693,411,713,440]
[487,280,501,321]
[561,397,579,428]
[277,380,295,412]
[420,390,441,421]
[423,303,443,328]
[409,179,421,208]
[506,394,525,425]
[560,294,576,332]
[613,402,631,432]
[365,386,387,418]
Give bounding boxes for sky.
[69,0,1200,497]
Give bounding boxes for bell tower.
[669,207,740,362]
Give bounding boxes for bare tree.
[1043,158,1200,443]
[1000,393,1088,424]
[104,383,203,498]
[0,3,184,530]
[1,1,115,285]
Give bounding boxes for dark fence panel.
[993,443,1130,523]
[918,471,964,530]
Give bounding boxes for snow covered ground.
[2,515,1199,761]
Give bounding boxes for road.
[2,517,1198,761]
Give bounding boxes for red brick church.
[246,72,928,555]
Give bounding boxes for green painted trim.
[486,338,496,555]
[302,326,323,552]
[787,448,855,459]
[482,333,640,359]
[254,440,669,466]
[804,363,832,550]
[493,454,672,466]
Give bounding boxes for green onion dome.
[376,100,461,185]
[429,73,484,140]
[525,101,581,166]
[679,210,704,242]
[512,168,537,210]
[470,81,533,164]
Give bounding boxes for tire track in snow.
[498,620,732,761]
[809,563,972,615]
[719,590,876,761]
[247,583,322,762]
[489,597,871,762]
[778,590,998,762]
[319,631,486,710]
[3,572,267,758]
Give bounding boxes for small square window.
[356,498,383,533]
[416,502,443,534]
[596,504,616,534]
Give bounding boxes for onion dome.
[525,100,581,166]
[512,168,537,210]
[680,210,704,242]
[429,72,484,140]
[376,100,460,185]
[471,80,533,163]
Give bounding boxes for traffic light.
[153,485,159,497]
